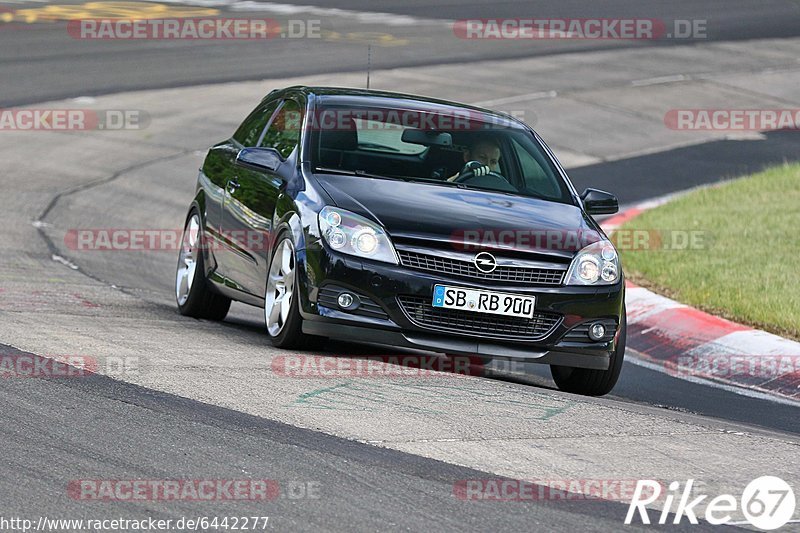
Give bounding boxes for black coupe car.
[176,86,626,396]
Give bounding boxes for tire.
[550,311,626,396]
[175,208,231,321]
[264,232,324,349]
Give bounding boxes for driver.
[447,136,502,181]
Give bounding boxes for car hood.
[314,174,603,259]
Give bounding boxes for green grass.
[617,163,800,340]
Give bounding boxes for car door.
[203,99,281,294]
[220,97,304,298]
[203,98,280,285]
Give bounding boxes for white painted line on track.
[51,254,79,270]
[631,74,689,86]
[474,91,558,107]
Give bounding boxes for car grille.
[397,295,561,340]
[397,250,564,285]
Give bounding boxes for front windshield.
[308,103,573,203]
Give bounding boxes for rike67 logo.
[626,476,796,530]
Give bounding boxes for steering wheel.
[453,160,509,184]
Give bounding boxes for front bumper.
[298,242,625,370]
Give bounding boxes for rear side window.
[233,100,280,147]
[260,99,303,159]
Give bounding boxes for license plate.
[432,285,535,318]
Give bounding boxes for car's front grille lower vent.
[397,250,564,285]
[318,286,389,320]
[561,320,617,343]
[397,295,561,340]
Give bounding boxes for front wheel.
[264,233,323,349]
[550,312,626,396]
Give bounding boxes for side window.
[511,138,559,198]
[233,100,280,147]
[260,99,303,159]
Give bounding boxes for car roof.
[272,85,527,128]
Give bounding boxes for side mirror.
[581,188,619,215]
[235,147,282,173]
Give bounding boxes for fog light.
[588,323,606,341]
[337,292,358,310]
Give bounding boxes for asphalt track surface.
[6,343,753,532]
[2,1,800,531]
[2,0,800,106]
[0,346,648,531]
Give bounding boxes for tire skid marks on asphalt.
[290,381,575,419]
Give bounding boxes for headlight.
[318,206,398,264]
[565,240,620,285]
